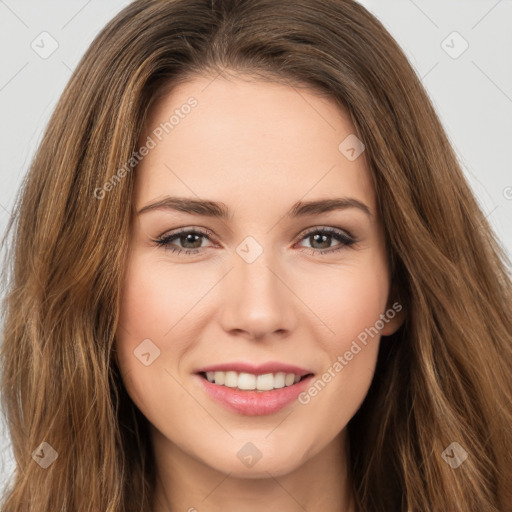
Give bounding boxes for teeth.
[238,372,256,390]
[204,371,305,391]
[256,373,274,391]
[224,371,238,388]
[274,372,285,388]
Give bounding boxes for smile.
[195,362,315,416]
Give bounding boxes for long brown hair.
[1,0,511,510]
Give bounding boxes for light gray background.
[0,0,511,492]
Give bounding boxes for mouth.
[194,364,315,416]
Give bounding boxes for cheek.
[117,251,207,348]
[118,254,170,338]
[301,253,389,350]
[115,252,217,403]
[294,253,389,423]
[114,254,196,424]
[115,253,174,389]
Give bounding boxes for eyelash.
[153,226,357,256]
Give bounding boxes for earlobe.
[381,297,406,336]
[381,310,405,336]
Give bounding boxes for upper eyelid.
[300,225,354,239]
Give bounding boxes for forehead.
[134,75,375,216]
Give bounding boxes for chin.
[196,438,309,478]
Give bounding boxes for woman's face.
[115,74,403,478]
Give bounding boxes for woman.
[1,0,511,510]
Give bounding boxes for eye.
[153,226,356,256]
[153,227,215,255]
[295,227,356,255]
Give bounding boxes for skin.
[115,72,405,512]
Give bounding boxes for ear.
[381,285,406,336]
[381,302,406,336]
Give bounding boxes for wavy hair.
[1,0,511,510]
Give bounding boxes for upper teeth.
[205,371,302,391]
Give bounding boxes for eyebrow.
[137,196,372,219]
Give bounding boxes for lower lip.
[196,374,314,416]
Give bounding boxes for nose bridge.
[219,237,296,337]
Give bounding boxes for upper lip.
[196,362,314,377]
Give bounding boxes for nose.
[218,248,298,341]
